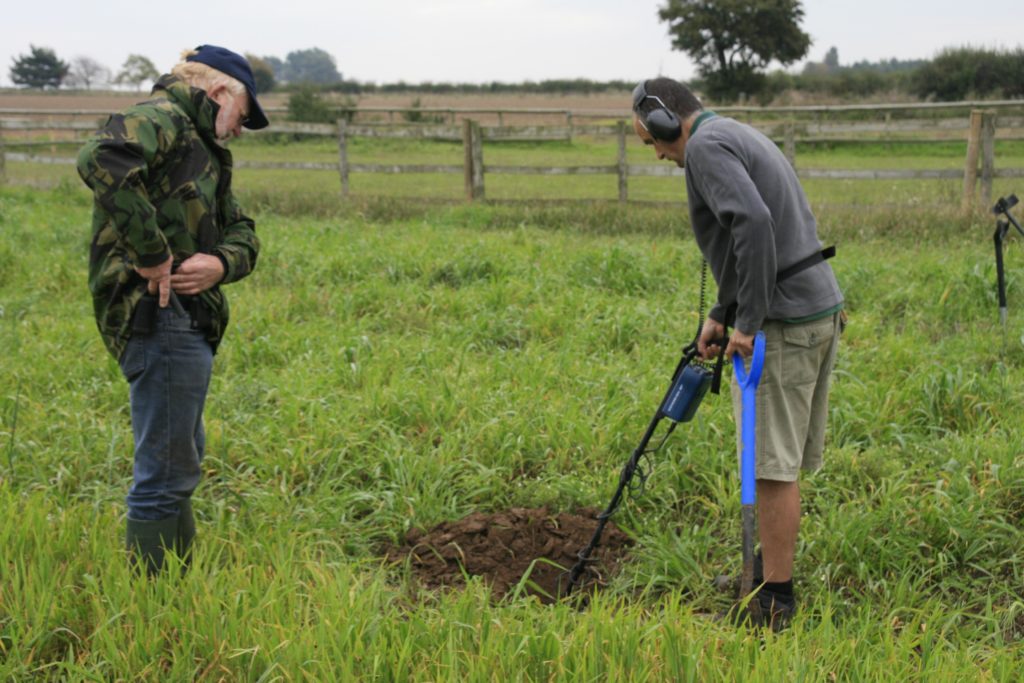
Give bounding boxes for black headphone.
[632,80,682,142]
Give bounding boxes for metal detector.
[993,194,1022,326]
[562,336,724,597]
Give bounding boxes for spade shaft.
[733,332,766,617]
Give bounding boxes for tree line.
[8,46,162,91]
[7,0,1024,105]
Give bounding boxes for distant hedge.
[271,49,1024,104]
[911,47,1024,101]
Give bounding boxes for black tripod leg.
[1007,213,1024,240]
[996,222,1009,325]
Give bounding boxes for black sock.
[763,580,794,597]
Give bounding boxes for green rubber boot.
[177,499,196,570]
[126,516,178,577]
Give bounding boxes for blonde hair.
[171,49,246,98]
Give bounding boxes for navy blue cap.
[186,45,269,130]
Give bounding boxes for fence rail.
[6,116,1024,141]
[2,105,1022,207]
[4,98,1023,122]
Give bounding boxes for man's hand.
[171,253,225,296]
[726,329,755,359]
[697,318,726,360]
[136,255,173,308]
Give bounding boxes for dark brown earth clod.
[384,507,633,603]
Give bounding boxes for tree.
[263,55,285,81]
[283,48,341,84]
[801,46,839,77]
[245,54,276,94]
[66,56,110,90]
[286,86,355,123]
[9,45,69,89]
[823,46,839,71]
[658,0,811,102]
[115,54,160,91]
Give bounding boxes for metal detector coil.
[661,363,713,423]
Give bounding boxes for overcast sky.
[2,1,1022,88]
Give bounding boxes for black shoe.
[755,589,796,632]
[126,516,178,577]
[716,588,796,633]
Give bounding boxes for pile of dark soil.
[384,507,633,603]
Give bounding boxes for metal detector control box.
[661,364,713,423]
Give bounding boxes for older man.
[77,45,267,575]
[632,77,843,630]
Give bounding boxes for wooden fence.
[2,103,1023,208]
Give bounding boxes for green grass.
[1,184,1024,679]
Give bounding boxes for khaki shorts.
[730,312,842,482]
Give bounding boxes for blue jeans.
[118,307,213,521]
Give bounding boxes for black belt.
[176,293,213,330]
[710,245,837,394]
[720,245,836,329]
[174,293,200,309]
[132,292,212,334]
[777,245,836,283]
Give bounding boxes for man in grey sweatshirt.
[632,77,843,630]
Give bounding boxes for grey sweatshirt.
[684,116,843,334]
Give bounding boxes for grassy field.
[1,175,1023,679]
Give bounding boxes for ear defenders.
[632,80,682,142]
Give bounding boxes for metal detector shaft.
[734,333,766,619]
[564,408,664,593]
[564,344,700,596]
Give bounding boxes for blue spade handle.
[733,332,766,506]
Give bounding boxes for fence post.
[463,119,485,201]
[0,119,6,186]
[617,120,628,203]
[567,111,574,143]
[962,109,984,210]
[337,118,349,198]
[471,120,484,200]
[463,119,473,200]
[980,110,996,207]
[783,122,796,170]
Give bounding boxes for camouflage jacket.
[77,74,260,360]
